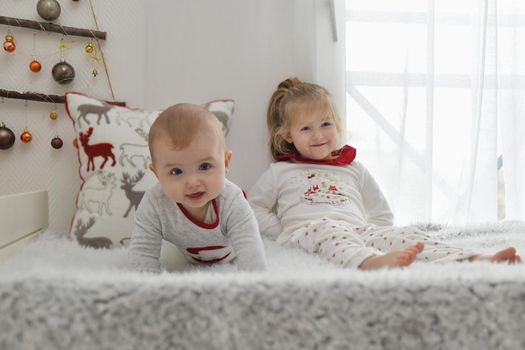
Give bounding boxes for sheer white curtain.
[312,0,347,117]
[345,0,525,225]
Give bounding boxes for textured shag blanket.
[1,222,525,350]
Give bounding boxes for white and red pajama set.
[249,145,477,268]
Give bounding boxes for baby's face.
[150,130,231,217]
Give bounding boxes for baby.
[129,103,267,273]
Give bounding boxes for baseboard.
[0,190,48,248]
[0,228,42,264]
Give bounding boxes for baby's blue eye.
[169,168,183,176]
[321,121,332,127]
[199,162,212,171]
[300,126,310,132]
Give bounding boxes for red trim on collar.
[177,198,219,229]
[276,145,356,166]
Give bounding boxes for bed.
[1,191,525,350]
[1,94,524,348]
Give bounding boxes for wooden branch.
[0,89,125,106]
[0,16,106,40]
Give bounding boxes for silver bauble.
[52,60,75,84]
[0,123,15,150]
[37,0,61,21]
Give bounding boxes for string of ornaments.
[1,0,100,151]
[0,98,63,150]
[50,105,64,149]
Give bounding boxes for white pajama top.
[249,146,393,243]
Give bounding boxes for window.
[345,0,525,223]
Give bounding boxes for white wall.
[0,0,339,231]
[144,0,317,190]
[0,0,145,231]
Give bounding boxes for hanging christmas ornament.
[50,104,63,149]
[37,0,61,21]
[19,101,32,144]
[53,38,75,84]
[29,60,42,72]
[3,31,16,53]
[51,136,63,149]
[85,40,100,77]
[0,122,15,150]
[52,60,75,83]
[85,42,95,54]
[20,128,32,144]
[29,34,42,73]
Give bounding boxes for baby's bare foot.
[359,242,424,270]
[470,247,521,264]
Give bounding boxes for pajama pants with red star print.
[285,217,478,268]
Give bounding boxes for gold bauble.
[85,43,95,54]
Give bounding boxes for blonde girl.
[249,77,520,269]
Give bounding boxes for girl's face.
[283,105,340,161]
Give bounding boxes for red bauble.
[51,136,63,149]
[20,129,32,143]
[3,41,15,53]
[29,60,42,72]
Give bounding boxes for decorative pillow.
[65,92,234,248]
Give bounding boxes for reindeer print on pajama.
[250,150,478,268]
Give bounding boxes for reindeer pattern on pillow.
[66,93,235,249]
[68,94,159,248]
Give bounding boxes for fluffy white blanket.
[1,221,525,350]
